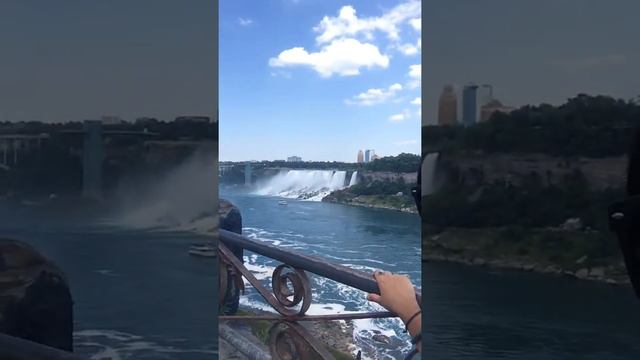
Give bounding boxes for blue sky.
[220,0,421,162]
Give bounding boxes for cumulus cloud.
[398,43,418,56]
[389,109,411,122]
[409,18,421,31]
[269,38,389,77]
[345,83,403,106]
[389,113,405,122]
[314,1,421,44]
[270,1,421,76]
[407,64,421,88]
[237,17,253,26]
[411,97,421,105]
[397,38,421,56]
[409,64,421,78]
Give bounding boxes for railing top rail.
[220,229,422,304]
[0,333,83,360]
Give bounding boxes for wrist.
[398,303,421,324]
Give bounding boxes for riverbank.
[423,226,630,285]
[322,191,418,214]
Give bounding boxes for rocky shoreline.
[322,194,418,214]
[423,227,631,286]
[423,252,629,285]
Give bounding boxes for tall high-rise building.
[364,149,375,163]
[357,150,364,163]
[462,83,479,126]
[437,85,458,126]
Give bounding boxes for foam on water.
[74,329,217,360]
[94,269,119,277]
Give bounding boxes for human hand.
[367,270,420,324]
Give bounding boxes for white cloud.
[411,97,421,105]
[269,38,389,77]
[313,1,421,44]
[397,37,421,56]
[389,113,405,122]
[270,1,420,76]
[409,64,421,78]
[398,43,418,56]
[389,109,412,122]
[395,139,418,146]
[237,17,253,26]
[346,83,403,106]
[407,64,421,88]
[409,18,421,31]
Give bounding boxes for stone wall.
[358,171,418,185]
[444,153,627,190]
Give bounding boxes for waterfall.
[254,170,348,201]
[348,171,358,186]
[422,153,439,196]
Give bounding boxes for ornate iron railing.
[219,228,422,360]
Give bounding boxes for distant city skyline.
[220,0,421,162]
[424,0,640,126]
[0,1,216,123]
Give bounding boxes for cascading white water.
[348,171,358,186]
[422,153,439,196]
[254,170,348,201]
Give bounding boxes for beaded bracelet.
[404,310,421,333]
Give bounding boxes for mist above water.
[114,150,218,233]
[254,170,350,201]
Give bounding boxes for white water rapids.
[254,170,356,201]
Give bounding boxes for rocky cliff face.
[358,171,417,185]
[0,239,73,351]
[443,152,626,190]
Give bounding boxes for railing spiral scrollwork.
[271,265,312,316]
[219,229,422,360]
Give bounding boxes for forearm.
[400,307,422,353]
